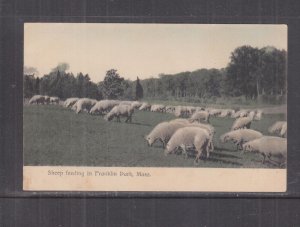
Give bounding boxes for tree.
[100,69,125,99]
[35,77,40,94]
[135,77,144,100]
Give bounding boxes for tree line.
[24,45,286,104]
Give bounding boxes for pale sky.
[24,23,287,82]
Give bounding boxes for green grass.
[23,105,285,168]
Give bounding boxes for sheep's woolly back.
[89,100,119,114]
[139,102,151,111]
[169,118,190,124]
[190,111,209,122]
[64,97,79,108]
[220,129,263,143]
[166,127,209,154]
[243,136,287,157]
[268,121,287,134]
[29,95,45,104]
[105,104,134,121]
[231,116,252,130]
[75,98,97,113]
[280,122,287,137]
[146,122,186,145]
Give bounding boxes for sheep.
[50,96,60,104]
[189,111,210,123]
[44,95,50,104]
[174,106,189,117]
[89,100,120,115]
[268,121,287,135]
[242,136,287,166]
[169,119,215,152]
[73,98,97,114]
[139,102,151,111]
[208,108,222,117]
[169,118,190,124]
[151,104,165,113]
[280,122,287,137]
[219,109,232,118]
[144,121,186,148]
[232,109,248,118]
[254,109,263,120]
[220,129,263,150]
[131,101,142,109]
[104,104,134,123]
[28,95,45,104]
[64,97,79,108]
[165,105,175,113]
[164,127,210,163]
[231,116,253,130]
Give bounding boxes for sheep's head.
[104,114,113,121]
[144,135,154,146]
[164,143,172,155]
[242,143,252,152]
[220,134,229,143]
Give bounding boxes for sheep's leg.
[261,153,266,164]
[194,149,202,165]
[181,145,188,159]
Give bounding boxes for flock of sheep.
[28,94,287,167]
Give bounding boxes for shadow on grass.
[130,122,153,127]
[206,157,243,166]
[210,152,241,160]
[214,146,236,152]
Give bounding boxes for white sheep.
[242,136,287,166]
[145,121,186,148]
[231,116,253,130]
[174,106,189,117]
[50,96,60,104]
[165,105,176,113]
[220,129,263,150]
[189,111,210,123]
[139,102,151,111]
[89,100,120,115]
[44,95,50,104]
[131,101,142,109]
[280,122,287,137]
[73,98,97,114]
[64,97,79,108]
[28,95,45,104]
[151,104,165,112]
[254,109,263,120]
[219,109,232,118]
[268,121,287,135]
[165,127,210,163]
[104,104,134,123]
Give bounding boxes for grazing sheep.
[208,108,222,117]
[145,122,186,148]
[73,98,97,114]
[280,122,287,137]
[254,109,263,120]
[29,95,45,104]
[268,121,287,135]
[189,111,210,123]
[169,118,190,124]
[89,100,119,115]
[166,105,175,113]
[220,129,263,150]
[50,96,60,104]
[231,116,253,130]
[139,102,151,111]
[219,109,232,118]
[44,95,50,104]
[131,101,142,109]
[64,97,79,108]
[242,136,287,166]
[104,104,134,123]
[232,109,248,118]
[174,106,189,117]
[151,104,166,113]
[165,127,210,163]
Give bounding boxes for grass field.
[23,105,286,168]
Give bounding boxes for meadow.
[23,104,286,168]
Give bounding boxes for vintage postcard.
[23,23,287,192]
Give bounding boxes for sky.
[24,23,287,82]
